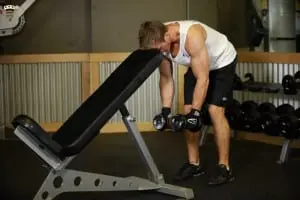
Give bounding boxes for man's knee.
[208,104,225,120]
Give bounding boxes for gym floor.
[2,131,300,200]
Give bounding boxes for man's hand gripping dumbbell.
[153,107,203,132]
[171,109,203,132]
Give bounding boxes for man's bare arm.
[159,58,174,108]
[186,25,210,110]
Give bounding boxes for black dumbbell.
[243,73,264,92]
[261,104,295,137]
[277,105,300,139]
[258,103,278,136]
[294,71,300,89]
[225,99,243,129]
[233,74,243,90]
[258,102,276,113]
[171,110,203,132]
[170,114,186,132]
[153,109,172,131]
[242,73,254,89]
[276,103,295,116]
[244,73,254,83]
[282,75,297,95]
[240,100,261,132]
[277,115,300,139]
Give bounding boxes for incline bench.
[11,49,194,200]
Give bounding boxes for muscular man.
[138,20,237,186]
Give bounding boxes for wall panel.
[99,62,179,123]
[0,62,82,125]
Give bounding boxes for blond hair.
[138,21,167,49]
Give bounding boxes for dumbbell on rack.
[259,104,296,137]
[276,105,300,164]
[225,99,243,130]
[258,103,279,136]
[239,100,261,132]
[282,75,297,95]
[277,105,300,140]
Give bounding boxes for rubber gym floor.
[2,130,300,200]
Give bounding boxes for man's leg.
[173,69,206,181]
[209,104,231,168]
[207,104,235,186]
[206,58,237,186]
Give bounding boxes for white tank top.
[164,20,237,70]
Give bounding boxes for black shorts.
[184,56,237,107]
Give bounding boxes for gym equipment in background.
[225,99,243,130]
[0,0,36,37]
[240,100,261,132]
[282,75,297,95]
[277,106,300,164]
[294,70,300,89]
[242,73,263,92]
[258,102,279,136]
[234,73,280,93]
[11,49,194,200]
[233,73,244,90]
[277,104,299,139]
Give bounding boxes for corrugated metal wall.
[2,59,300,126]
[235,62,300,108]
[99,62,179,123]
[0,63,82,125]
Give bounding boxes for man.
[138,20,237,186]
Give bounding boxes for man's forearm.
[160,77,174,108]
[192,78,209,110]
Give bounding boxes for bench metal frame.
[14,105,194,200]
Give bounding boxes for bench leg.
[120,105,194,200]
[199,126,209,146]
[34,169,164,200]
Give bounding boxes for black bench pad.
[12,49,164,159]
[52,49,164,157]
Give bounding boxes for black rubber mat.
[1,131,300,200]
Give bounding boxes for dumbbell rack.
[199,124,294,164]
[233,75,300,165]
[277,139,291,164]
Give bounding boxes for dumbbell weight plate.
[233,74,243,90]
[225,99,243,129]
[294,71,300,89]
[170,114,186,132]
[276,104,295,116]
[259,113,280,136]
[282,75,297,95]
[240,101,261,132]
[258,102,276,114]
[226,106,243,129]
[277,115,300,139]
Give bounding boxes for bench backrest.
[52,49,164,156]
